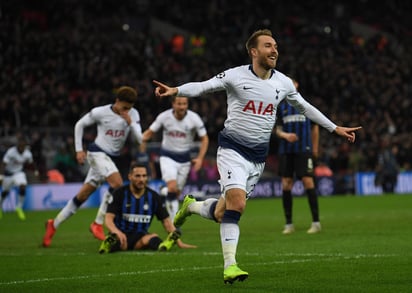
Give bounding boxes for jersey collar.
[248,64,275,79]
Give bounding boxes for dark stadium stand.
[1,1,411,186]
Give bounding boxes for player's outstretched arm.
[153,80,178,98]
[334,126,362,143]
[161,217,197,249]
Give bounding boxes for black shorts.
[278,153,314,178]
[125,232,146,250]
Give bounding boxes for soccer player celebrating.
[142,96,209,221]
[152,29,361,284]
[43,86,143,247]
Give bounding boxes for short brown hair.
[171,96,188,103]
[245,29,273,57]
[129,162,147,173]
[116,86,138,104]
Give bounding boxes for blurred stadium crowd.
[1,1,411,190]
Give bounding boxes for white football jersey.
[74,104,142,156]
[149,109,207,153]
[178,65,336,162]
[2,146,33,174]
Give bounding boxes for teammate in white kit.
[0,137,38,220]
[142,96,209,221]
[152,29,362,284]
[43,86,143,247]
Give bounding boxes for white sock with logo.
[220,222,239,269]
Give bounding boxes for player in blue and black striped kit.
[99,163,195,253]
[275,79,321,234]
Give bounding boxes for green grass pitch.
[1,194,411,292]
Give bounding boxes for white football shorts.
[217,147,265,198]
[84,151,119,187]
[2,171,27,191]
[159,156,191,191]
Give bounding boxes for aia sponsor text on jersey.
[166,131,187,138]
[243,100,275,115]
[105,129,126,137]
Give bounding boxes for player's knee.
[167,185,178,194]
[233,202,246,214]
[282,178,294,190]
[227,197,246,213]
[149,236,162,250]
[302,177,315,188]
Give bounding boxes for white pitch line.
[0,253,396,286]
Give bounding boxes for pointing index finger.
[153,80,165,87]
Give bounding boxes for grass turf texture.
[0,194,411,292]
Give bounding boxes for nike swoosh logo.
[225,238,236,241]
[243,86,252,90]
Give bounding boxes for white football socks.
[95,190,112,225]
[16,195,25,209]
[189,198,218,220]
[54,198,78,228]
[220,222,239,269]
[166,199,179,221]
